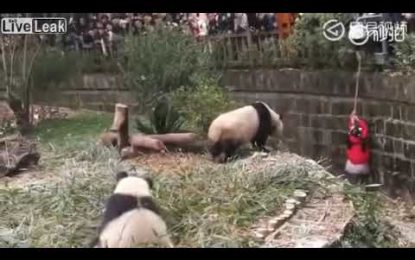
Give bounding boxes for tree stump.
[110,103,129,151]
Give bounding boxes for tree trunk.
[7,94,32,135]
[110,103,129,150]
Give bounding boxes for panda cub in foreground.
[208,101,284,163]
[92,172,173,248]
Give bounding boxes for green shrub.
[285,13,357,69]
[76,51,119,74]
[120,27,217,112]
[135,96,185,134]
[171,77,238,134]
[31,50,119,92]
[393,33,415,71]
[340,185,399,248]
[31,50,79,90]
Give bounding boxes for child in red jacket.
[345,111,370,184]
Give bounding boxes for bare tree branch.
[0,33,43,133]
[25,37,43,87]
[0,37,9,94]
[9,37,18,96]
[22,35,27,83]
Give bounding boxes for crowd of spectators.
[9,13,413,57]
[58,13,279,55]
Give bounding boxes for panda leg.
[223,140,240,161]
[160,236,174,248]
[90,236,101,248]
[260,146,271,153]
[210,141,226,163]
[252,137,269,153]
[210,141,223,158]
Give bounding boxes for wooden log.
[166,139,209,153]
[147,133,209,153]
[110,103,129,150]
[130,134,167,153]
[120,146,139,160]
[147,133,198,146]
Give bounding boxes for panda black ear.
[115,171,128,182]
[279,113,283,121]
[144,177,154,189]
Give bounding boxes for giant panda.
[207,101,284,163]
[91,172,173,248]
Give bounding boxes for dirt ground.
[131,152,213,175]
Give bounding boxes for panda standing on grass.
[207,101,284,163]
[91,172,173,248]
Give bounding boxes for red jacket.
[346,116,370,165]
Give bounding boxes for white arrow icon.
[323,19,346,42]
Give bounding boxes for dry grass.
[0,112,401,248]
[132,153,213,176]
[0,143,120,247]
[127,152,343,247]
[0,119,339,248]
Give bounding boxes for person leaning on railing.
[403,13,415,33]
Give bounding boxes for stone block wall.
[225,69,415,197]
[31,74,137,112]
